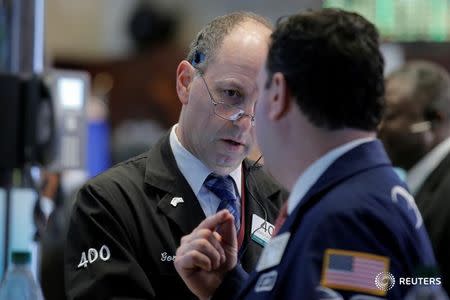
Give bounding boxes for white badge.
[251,214,275,247]
[255,232,290,272]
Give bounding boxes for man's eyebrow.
[215,78,256,93]
[215,78,243,86]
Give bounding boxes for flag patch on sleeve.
[320,249,390,296]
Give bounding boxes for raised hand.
[174,210,238,300]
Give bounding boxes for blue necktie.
[204,174,240,232]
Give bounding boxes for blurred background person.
[378,60,450,294]
[33,171,63,241]
[35,169,86,300]
[36,171,65,300]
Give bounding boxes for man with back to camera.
[64,12,286,300]
[174,8,441,299]
[378,61,450,294]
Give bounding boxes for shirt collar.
[407,136,450,196]
[169,124,242,197]
[287,137,376,215]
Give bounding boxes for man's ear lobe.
[268,72,292,121]
[176,60,195,104]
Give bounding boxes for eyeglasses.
[199,74,255,126]
[409,121,431,133]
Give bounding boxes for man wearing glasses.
[64,12,286,300]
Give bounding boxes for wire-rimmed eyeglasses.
[199,74,255,126]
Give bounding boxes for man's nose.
[233,113,254,130]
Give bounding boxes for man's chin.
[213,156,245,174]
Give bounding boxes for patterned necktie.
[204,174,240,232]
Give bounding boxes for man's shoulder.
[88,132,171,188]
[84,151,151,192]
[292,175,430,256]
[418,151,450,197]
[73,150,161,218]
[321,163,400,199]
[415,152,450,224]
[306,165,413,227]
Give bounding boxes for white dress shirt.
[169,124,242,217]
[407,137,450,196]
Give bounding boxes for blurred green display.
[323,0,449,42]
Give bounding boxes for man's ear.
[176,60,195,105]
[268,72,292,121]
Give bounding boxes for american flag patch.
[320,249,390,296]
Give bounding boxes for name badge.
[251,214,275,247]
[255,232,290,272]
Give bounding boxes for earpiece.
[192,51,205,66]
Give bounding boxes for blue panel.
[9,189,38,278]
[328,254,353,271]
[87,120,111,178]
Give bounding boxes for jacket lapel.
[143,133,286,247]
[144,133,206,236]
[243,160,286,217]
[240,160,286,271]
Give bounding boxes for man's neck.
[279,128,375,191]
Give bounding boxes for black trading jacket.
[64,133,286,300]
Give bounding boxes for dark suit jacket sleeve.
[422,179,450,293]
[64,183,154,300]
[212,264,248,300]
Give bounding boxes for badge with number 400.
[77,245,111,268]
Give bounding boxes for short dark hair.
[386,61,450,120]
[266,8,385,131]
[186,11,272,71]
